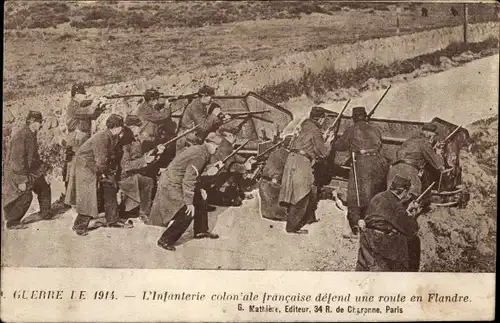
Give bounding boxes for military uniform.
[135,100,173,142]
[258,146,289,221]
[387,134,444,198]
[3,113,51,228]
[333,108,389,235]
[356,177,419,272]
[279,115,330,233]
[119,133,154,219]
[176,98,222,152]
[70,115,125,235]
[152,134,222,250]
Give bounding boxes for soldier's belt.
[366,227,400,236]
[291,149,313,162]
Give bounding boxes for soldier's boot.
[72,214,92,236]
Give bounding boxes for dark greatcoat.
[279,119,329,205]
[66,129,117,218]
[119,137,154,214]
[356,190,419,272]
[387,135,444,197]
[258,146,289,221]
[3,126,44,207]
[149,144,211,227]
[334,121,389,208]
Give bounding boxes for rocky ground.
[2,54,497,272]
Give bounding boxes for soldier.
[203,127,256,206]
[333,106,389,239]
[258,143,290,221]
[356,175,419,272]
[387,123,445,203]
[279,107,335,234]
[3,111,52,229]
[176,86,229,152]
[64,83,107,194]
[135,89,174,147]
[70,114,133,236]
[117,115,159,223]
[386,122,444,272]
[150,133,223,251]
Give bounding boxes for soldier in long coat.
[3,111,51,229]
[333,107,389,238]
[356,175,419,272]
[64,83,106,203]
[279,107,334,234]
[150,133,223,251]
[175,86,226,152]
[258,145,289,221]
[386,122,444,272]
[70,114,133,236]
[117,116,157,222]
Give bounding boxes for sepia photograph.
[1,0,498,321]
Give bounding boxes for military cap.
[309,106,326,119]
[198,85,215,96]
[390,175,411,190]
[422,122,438,133]
[352,107,367,116]
[27,110,43,122]
[125,115,142,127]
[71,83,86,96]
[205,132,223,145]
[144,89,161,101]
[105,114,124,129]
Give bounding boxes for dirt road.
[2,55,497,271]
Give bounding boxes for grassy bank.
[257,37,499,103]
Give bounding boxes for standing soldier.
[176,86,229,152]
[258,143,290,221]
[64,83,107,202]
[70,114,133,236]
[3,111,52,229]
[150,133,223,251]
[117,115,159,223]
[333,107,389,239]
[279,107,335,234]
[356,175,419,272]
[386,122,445,272]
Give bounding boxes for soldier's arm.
[312,129,330,158]
[422,142,445,170]
[120,143,148,173]
[197,114,222,140]
[332,127,352,152]
[141,104,172,123]
[72,101,101,120]
[9,132,30,184]
[182,157,206,205]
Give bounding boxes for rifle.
[352,152,361,207]
[104,92,199,102]
[434,125,462,148]
[205,139,250,176]
[367,85,391,120]
[226,109,270,118]
[147,124,201,157]
[323,99,350,139]
[416,181,435,203]
[244,140,286,181]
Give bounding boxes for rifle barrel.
[367,85,391,119]
[443,125,462,142]
[256,140,285,159]
[416,181,435,202]
[229,109,270,117]
[325,99,350,134]
[222,139,250,164]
